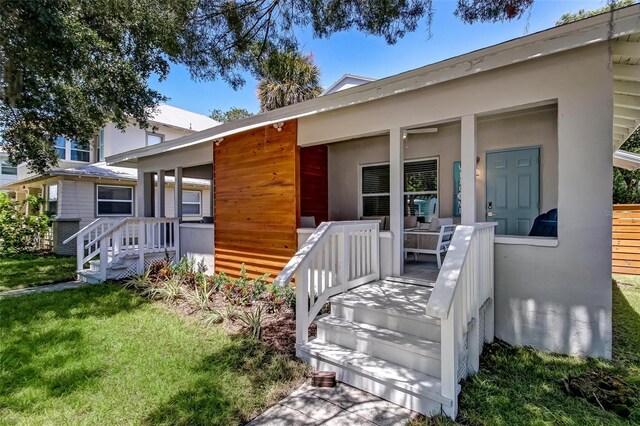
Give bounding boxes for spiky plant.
[182,275,215,311]
[239,305,264,340]
[203,309,224,326]
[123,270,153,291]
[257,50,322,112]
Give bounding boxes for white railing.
[425,223,497,419]
[275,221,380,347]
[68,217,180,280]
[63,218,121,270]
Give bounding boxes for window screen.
[96,185,133,216]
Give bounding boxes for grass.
[0,285,307,425]
[414,277,640,426]
[0,254,76,292]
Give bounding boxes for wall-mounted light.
[273,122,285,132]
[214,137,224,146]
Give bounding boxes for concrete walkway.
[0,281,90,298]
[248,382,418,426]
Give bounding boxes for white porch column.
[389,127,404,276]
[461,115,477,225]
[174,167,183,220]
[209,179,214,217]
[156,169,166,218]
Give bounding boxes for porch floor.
[403,254,440,281]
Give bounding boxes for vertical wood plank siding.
[300,145,329,224]
[214,120,299,280]
[613,204,640,276]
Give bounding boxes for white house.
[1,104,219,254]
[0,150,18,190]
[68,5,640,420]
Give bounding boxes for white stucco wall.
[302,43,613,358]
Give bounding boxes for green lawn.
[417,278,640,425]
[0,254,77,291]
[0,285,307,425]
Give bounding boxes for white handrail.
[63,218,102,245]
[74,217,180,279]
[426,222,496,419]
[275,220,380,350]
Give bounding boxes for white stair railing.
[63,218,121,271]
[425,223,497,419]
[71,217,180,280]
[275,221,380,349]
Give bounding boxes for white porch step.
[385,276,435,287]
[77,270,103,285]
[330,280,441,341]
[299,339,452,416]
[316,315,441,377]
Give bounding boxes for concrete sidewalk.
[0,281,90,298]
[248,382,418,426]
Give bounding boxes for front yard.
[0,285,306,425]
[0,254,76,292]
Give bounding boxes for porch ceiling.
[613,34,640,150]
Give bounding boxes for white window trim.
[182,190,202,216]
[146,132,165,146]
[0,159,17,176]
[47,184,59,216]
[96,184,134,217]
[55,137,90,163]
[358,157,440,218]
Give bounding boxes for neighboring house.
[1,104,219,253]
[321,73,376,95]
[0,150,18,190]
[74,6,640,420]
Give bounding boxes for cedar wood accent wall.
[214,120,300,280]
[300,145,329,224]
[612,204,640,276]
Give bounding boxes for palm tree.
[257,51,322,112]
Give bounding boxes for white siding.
[164,187,211,219]
[104,123,194,158]
[58,180,97,228]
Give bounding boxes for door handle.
[487,212,496,217]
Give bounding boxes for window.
[360,158,439,221]
[70,140,90,162]
[182,190,201,216]
[55,137,66,159]
[361,164,390,216]
[1,159,17,175]
[404,159,438,222]
[96,185,133,216]
[97,128,105,162]
[48,184,58,215]
[146,133,164,146]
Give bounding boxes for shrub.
[182,275,215,311]
[142,275,183,302]
[222,264,270,306]
[239,305,264,340]
[124,270,153,290]
[0,193,51,254]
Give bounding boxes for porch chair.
[404,217,456,269]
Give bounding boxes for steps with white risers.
[316,315,441,377]
[299,279,453,416]
[330,280,441,341]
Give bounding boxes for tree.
[556,0,636,25]
[614,131,640,204]
[257,51,322,112]
[210,107,254,123]
[1,0,536,173]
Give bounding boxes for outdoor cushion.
[528,208,558,237]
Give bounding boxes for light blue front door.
[486,147,540,236]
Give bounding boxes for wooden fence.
[613,204,640,275]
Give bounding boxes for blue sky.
[149,0,613,116]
